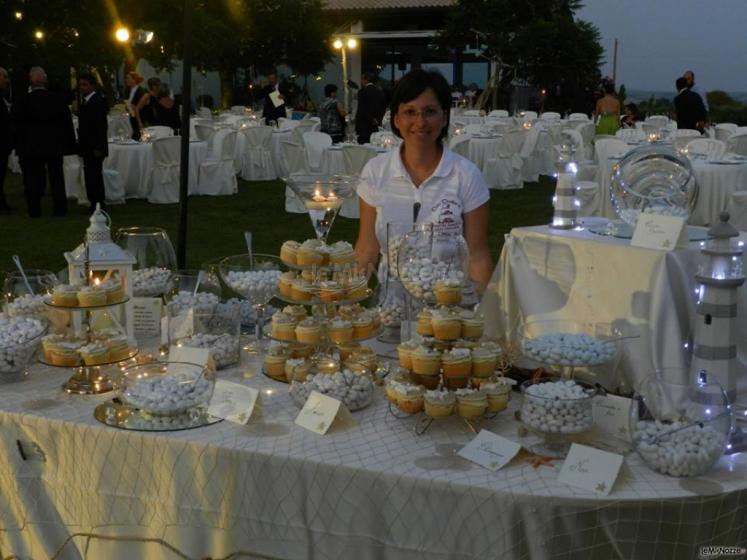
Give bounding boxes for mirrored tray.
[94,399,223,431]
[44,296,130,310]
[588,223,708,242]
[39,347,139,369]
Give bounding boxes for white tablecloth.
[596,148,747,225]
[466,136,502,171]
[0,346,745,559]
[105,140,209,199]
[481,224,747,394]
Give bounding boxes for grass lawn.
[0,172,555,274]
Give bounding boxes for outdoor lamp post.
[333,37,357,113]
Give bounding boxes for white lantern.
[64,204,136,338]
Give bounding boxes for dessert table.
[1,348,746,559]
[481,222,747,393]
[105,140,209,199]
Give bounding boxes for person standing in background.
[77,73,109,213]
[674,76,706,132]
[318,84,346,143]
[0,67,12,212]
[124,71,147,139]
[12,66,76,218]
[684,70,709,114]
[355,73,386,144]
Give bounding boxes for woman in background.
[594,82,621,135]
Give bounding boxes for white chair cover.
[483,130,524,190]
[568,113,589,121]
[463,109,482,116]
[281,141,310,176]
[715,123,737,142]
[231,105,246,115]
[342,145,377,176]
[640,122,661,135]
[726,133,747,156]
[673,129,702,150]
[540,112,561,120]
[197,107,213,119]
[488,110,508,117]
[464,124,483,134]
[239,126,276,181]
[278,118,299,130]
[143,126,174,139]
[195,123,216,147]
[302,131,332,172]
[646,115,669,128]
[292,122,318,144]
[449,135,472,160]
[520,110,538,119]
[594,138,629,162]
[561,129,587,162]
[615,128,646,142]
[728,191,747,231]
[63,156,85,202]
[576,121,595,157]
[148,137,182,203]
[686,138,726,159]
[103,169,125,204]
[576,180,600,216]
[196,129,237,196]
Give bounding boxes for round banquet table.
[465,135,502,171]
[0,344,744,559]
[105,139,209,199]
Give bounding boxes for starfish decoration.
[517,449,556,469]
[595,482,607,493]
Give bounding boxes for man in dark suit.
[355,73,386,144]
[0,67,12,212]
[261,72,285,125]
[674,76,706,133]
[77,73,109,213]
[12,66,76,217]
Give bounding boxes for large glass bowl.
[3,269,58,320]
[0,316,47,382]
[116,360,215,416]
[397,224,470,305]
[630,373,732,477]
[520,320,621,368]
[114,227,177,297]
[169,307,241,369]
[520,376,600,457]
[289,370,374,411]
[610,145,697,228]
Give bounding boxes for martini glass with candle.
[282,175,358,244]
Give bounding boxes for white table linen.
[0,357,745,559]
[105,140,208,199]
[481,224,747,393]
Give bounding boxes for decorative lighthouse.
[549,143,578,229]
[691,212,744,404]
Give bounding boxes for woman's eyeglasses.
[399,107,443,121]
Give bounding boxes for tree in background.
[2,0,332,108]
[436,0,603,112]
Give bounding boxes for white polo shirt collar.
[391,144,456,184]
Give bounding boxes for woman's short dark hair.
[147,77,162,90]
[324,83,338,97]
[390,69,451,144]
[156,83,172,100]
[602,82,615,95]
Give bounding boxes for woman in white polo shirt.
[354,69,492,293]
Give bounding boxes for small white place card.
[167,345,211,375]
[294,391,355,435]
[132,297,162,339]
[558,443,624,496]
[169,309,194,340]
[593,394,633,441]
[457,429,522,472]
[630,214,687,251]
[269,90,283,108]
[208,380,260,424]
